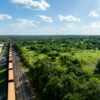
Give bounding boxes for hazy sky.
[0,0,100,35]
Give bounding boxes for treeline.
[13,35,100,51]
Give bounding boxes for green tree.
[96,59,100,72]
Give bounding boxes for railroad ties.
[8,43,16,100]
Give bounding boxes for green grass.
[21,46,46,64]
[22,46,100,74]
[74,50,100,74]
[55,50,100,74]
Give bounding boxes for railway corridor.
[12,51,34,100]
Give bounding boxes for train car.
[9,54,12,57]
[9,56,13,62]
[8,82,16,100]
[8,62,13,70]
[9,47,12,49]
[8,43,16,100]
[9,47,12,50]
[9,50,12,52]
[8,69,14,82]
[9,49,12,52]
[9,50,12,53]
[9,51,12,53]
[9,52,12,56]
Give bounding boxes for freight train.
[7,43,16,100]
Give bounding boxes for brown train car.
[9,51,12,53]
[9,48,12,51]
[8,62,13,70]
[9,54,12,57]
[8,70,14,82]
[9,50,12,52]
[8,82,16,100]
[9,48,12,50]
[9,52,12,55]
[9,56,13,62]
[9,51,12,54]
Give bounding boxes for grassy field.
[22,45,100,75]
[74,50,100,74]
[55,50,100,74]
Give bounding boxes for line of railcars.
[7,43,16,100]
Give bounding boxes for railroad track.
[12,51,33,100]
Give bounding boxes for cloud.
[89,11,99,17]
[0,14,12,20]
[11,0,50,11]
[9,18,40,34]
[58,15,80,22]
[11,19,38,29]
[39,15,53,23]
[91,21,100,28]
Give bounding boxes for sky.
[1,0,100,35]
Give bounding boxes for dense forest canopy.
[11,35,100,100]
